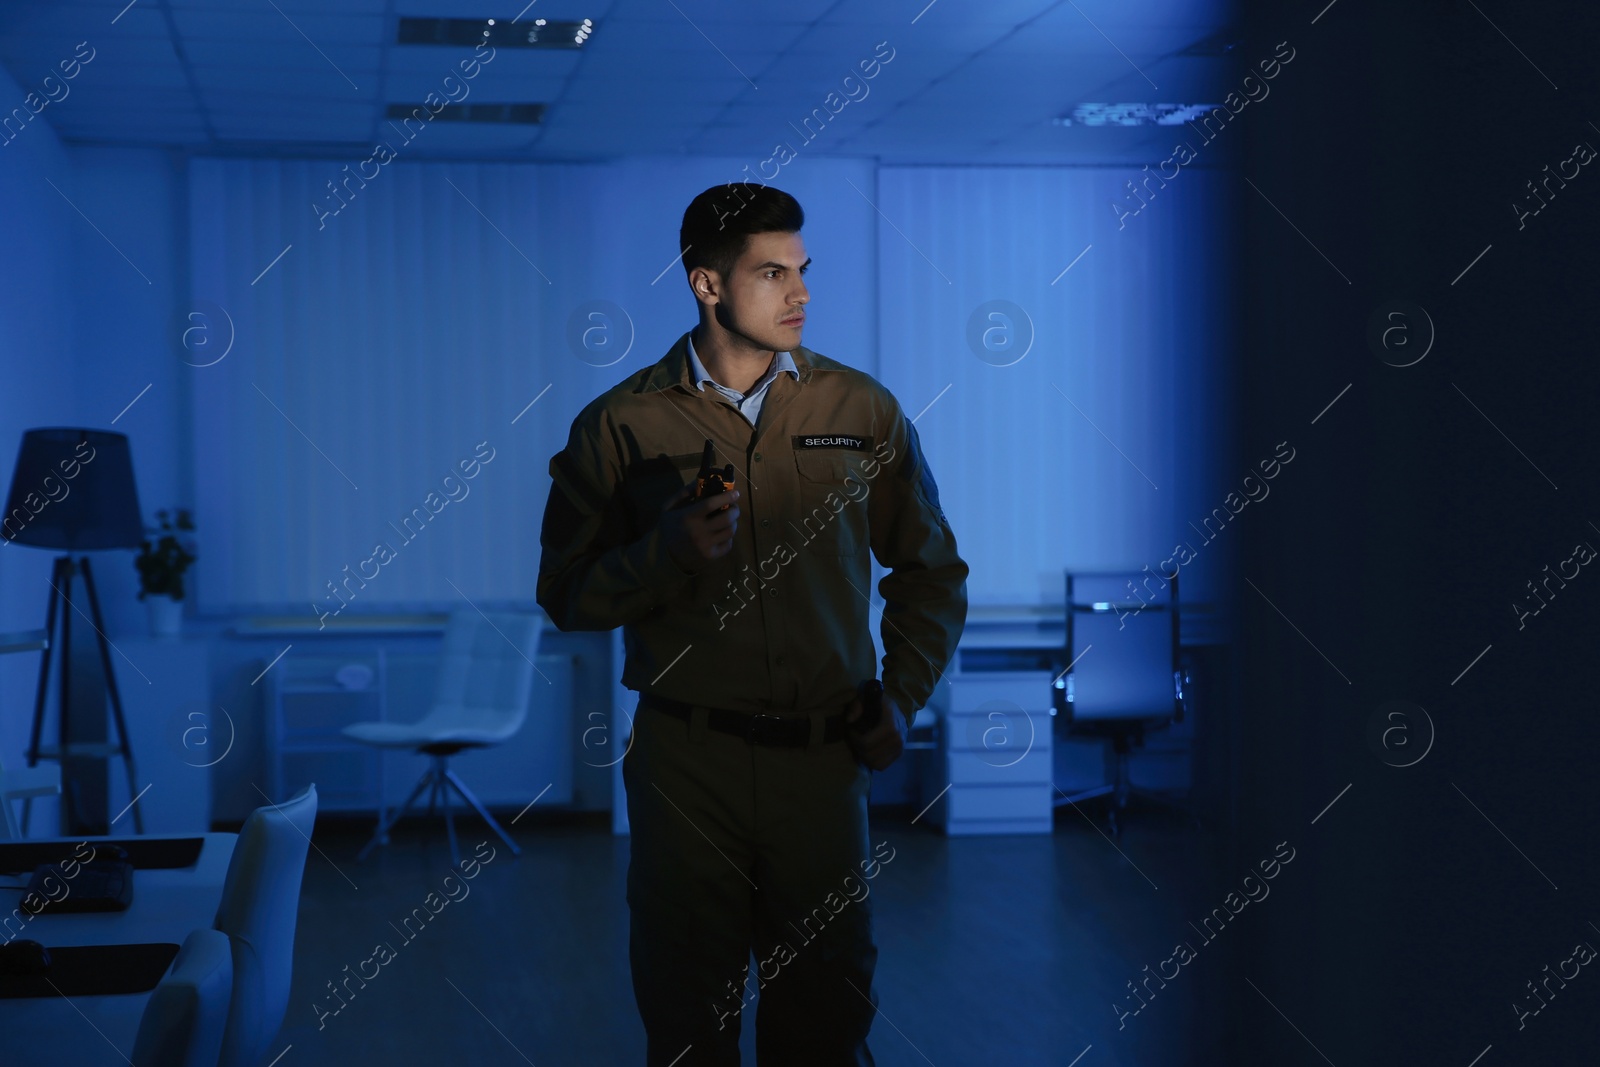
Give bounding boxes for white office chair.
[0,757,59,840]
[128,926,235,1067]
[0,628,56,840]
[344,610,542,868]
[213,783,318,1067]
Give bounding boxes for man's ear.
[689,265,721,306]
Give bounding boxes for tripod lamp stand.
[3,428,147,836]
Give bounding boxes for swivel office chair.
[1051,570,1192,836]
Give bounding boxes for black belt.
[640,693,850,747]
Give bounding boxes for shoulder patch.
[898,417,949,525]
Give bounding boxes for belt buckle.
[743,713,791,746]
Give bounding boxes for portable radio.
[694,439,735,510]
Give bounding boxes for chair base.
[1055,783,1196,838]
[1054,744,1198,838]
[356,753,521,868]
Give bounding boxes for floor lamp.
[2,428,147,836]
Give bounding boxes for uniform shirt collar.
[686,332,799,394]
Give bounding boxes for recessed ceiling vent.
[398,16,594,49]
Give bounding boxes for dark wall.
[1227,1,1600,1062]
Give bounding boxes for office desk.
[0,832,237,1067]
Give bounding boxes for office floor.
[277,803,1227,1067]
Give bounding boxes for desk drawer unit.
[918,670,1054,835]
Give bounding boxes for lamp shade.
[2,428,144,551]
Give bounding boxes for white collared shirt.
[686,333,800,428]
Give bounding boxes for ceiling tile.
[0,0,1234,164]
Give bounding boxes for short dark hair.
[679,183,804,281]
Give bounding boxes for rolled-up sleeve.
[536,418,694,632]
[866,403,969,715]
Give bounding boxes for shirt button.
[753,452,762,461]
[768,588,778,597]
[761,518,771,528]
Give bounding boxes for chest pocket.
[792,451,864,555]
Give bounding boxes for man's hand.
[846,691,908,771]
[659,482,739,572]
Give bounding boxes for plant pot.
[146,594,184,638]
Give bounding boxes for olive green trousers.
[623,698,881,1066]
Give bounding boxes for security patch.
[791,434,874,451]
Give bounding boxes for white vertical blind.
[188,158,604,614]
[186,156,1229,615]
[874,165,1233,607]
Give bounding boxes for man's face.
[704,230,810,353]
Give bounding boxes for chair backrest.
[131,926,234,1067]
[212,783,318,1067]
[0,761,61,841]
[417,610,543,740]
[0,630,53,840]
[1063,571,1181,723]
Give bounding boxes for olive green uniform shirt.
[536,331,969,718]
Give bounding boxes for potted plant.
[134,508,197,637]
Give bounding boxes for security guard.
[537,184,968,1066]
